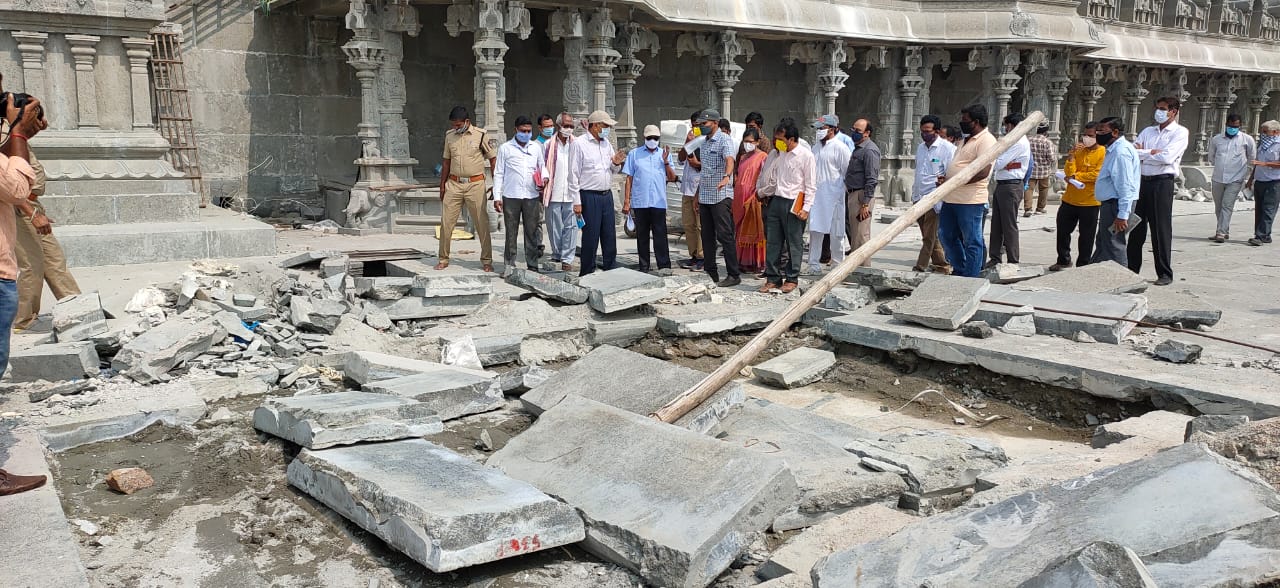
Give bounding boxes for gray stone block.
[811,444,1280,588]
[821,286,876,311]
[756,504,917,582]
[370,294,488,320]
[279,250,339,268]
[506,269,589,304]
[753,347,836,389]
[213,311,257,341]
[353,277,415,300]
[972,285,1148,344]
[410,273,496,298]
[843,429,1008,497]
[520,345,744,434]
[1018,261,1148,295]
[1142,516,1280,588]
[489,396,798,588]
[287,440,585,572]
[893,274,991,330]
[111,317,226,383]
[212,299,271,321]
[52,292,109,343]
[1020,541,1158,588]
[319,255,350,278]
[59,212,277,268]
[961,321,993,338]
[587,311,657,346]
[1154,339,1202,363]
[498,365,555,394]
[341,350,493,386]
[999,305,1037,337]
[654,302,785,336]
[8,342,98,383]
[289,297,347,333]
[578,268,668,314]
[0,428,91,587]
[253,391,443,448]
[361,372,504,421]
[982,262,1049,284]
[1184,414,1250,442]
[845,267,928,291]
[232,293,258,307]
[1142,288,1222,328]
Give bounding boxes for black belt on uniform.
[996,179,1022,185]
[1142,173,1175,180]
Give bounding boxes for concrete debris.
[1153,339,1202,363]
[363,307,393,330]
[654,302,784,336]
[820,286,875,311]
[998,305,1037,337]
[362,371,504,421]
[442,335,484,370]
[288,440,585,572]
[424,298,591,366]
[105,467,155,495]
[498,365,555,394]
[982,262,1049,284]
[28,379,95,403]
[860,456,908,476]
[489,396,798,588]
[506,268,590,304]
[1090,411,1193,449]
[1020,541,1158,588]
[960,321,993,339]
[578,268,668,314]
[71,519,100,536]
[232,293,257,307]
[756,504,916,582]
[973,285,1148,344]
[124,287,168,313]
[279,250,339,268]
[843,429,1009,497]
[811,444,1280,588]
[254,391,443,449]
[753,347,836,389]
[177,272,200,307]
[875,300,898,315]
[352,277,414,300]
[1142,516,1280,588]
[1141,288,1222,328]
[1203,417,1280,490]
[892,274,991,330]
[112,316,226,383]
[8,342,98,383]
[521,345,744,434]
[1183,414,1250,443]
[1074,330,1098,343]
[289,297,347,333]
[52,292,109,342]
[342,350,492,386]
[1018,261,1148,295]
[212,311,256,341]
[846,267,928,291]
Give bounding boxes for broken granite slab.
[1141,288,1222,328]
[520,345,744,434]
[717,399,907,532]
[821,286,875,311]
[341,350,493,386]
[361,371,504,421]
[289,297,347,334]
[1142,516,1280,588]
[287,439,585,572]
[753,347,836,389]
[52,292,109,343]
[319,255,349,278]
[112,316,226,383]
[424,298,592,366]
[1090,410,1194,449]
[489,396,797,588]
[1020,541,1158,588]
[498,365,555,394]
[352,277,414,300]
[8,341,98,383]
[811,443,1280,588]
[653,302,784,336]
[212,311,256,342]
[370,294,489,321]
[410,273,495,298]
[253,391,443,449]
[279,250,339,268]
[843,429,1009,497]
[972,285,1148,344]
[1018,261,1148,295]
[982,262,1049,284]
[845,267,928,291]
[1183,414,1250,442]
[578,268,667,314]
[586,311,657,347]
[1153,339,1202,363]
[211,299,270,321]
[506,269,589,304]
[892,274,991,330]
[756,504,917,582]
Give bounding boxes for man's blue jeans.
[939,203,987,277]
[0,279,18,379]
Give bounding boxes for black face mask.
[1095,131,1116,147]
[959,120,975,136]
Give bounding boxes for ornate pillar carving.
[1194,74,1214,165]
[121,37,155,130]
[1212,74,1239,137]
[786,41,849,120]
[1123,66,1150,141]
[473,0,509,134]
[613,22,658,149]
[344,0,385,147]
[11,32,49,103]
[899,46,925,156]
[373,0,423,161]
[581,7,619,115]
[1046,51,1071,145]
[1248,76,1273,133]
[711,31,753,118]
[991,46,1021,125]
[548,10,589,121]
[1079,61,1107,126]
[66,34,101,129]
[920,49,951,124]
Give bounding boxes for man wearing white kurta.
[808,114,851,274]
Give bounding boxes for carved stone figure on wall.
[344,188,372,229]
[361,136,381,159]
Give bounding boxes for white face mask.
[559,127,573,138]
[743,143,757,153]
[644,139,660,150]
[815,130,828,144]
[1154,110,1170,124]
[1082,136,1097,147]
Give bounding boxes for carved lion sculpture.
[344,188,372,229]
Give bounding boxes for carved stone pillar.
[1079,62,1107,126]
[1212,74,1238,137]
[11,32,49,103]
[581,7,619,115]
[66,34,101,129]
[786,41,848,121]
[548,10,588,121]
[899,46,925,156]
[1194,75,1214,165]
[710,31,753,118]
[120,37,155,130]
[920,50,951,126]
[1046,51,1071,145]
[613,23,658,150]
[991,46,1021,125]
[344,1,384,143]
[1248,76,1273,133]
[1123,67,1149,141]
[474,0,509,134]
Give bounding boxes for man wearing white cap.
[568,110,628,276]
[809,114,851,274]
[622,124,676,272]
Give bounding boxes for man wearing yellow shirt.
[1052,122,1106,271]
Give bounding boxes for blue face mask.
[700,125,714,137]
[850,131,865,144]
[1226,126,1240,137]
[541,127,555,138]
[600,127,611,139]
[515,131,532,144]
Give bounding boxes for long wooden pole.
[652,111,1047,423]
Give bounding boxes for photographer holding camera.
[0,91,53,496]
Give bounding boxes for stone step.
[0,428,91,587]
[56,207,277,268]
[41,192,200,226]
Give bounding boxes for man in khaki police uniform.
[438,105,496,272]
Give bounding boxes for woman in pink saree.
[733,128,768,274]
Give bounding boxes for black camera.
[6,92,44,124]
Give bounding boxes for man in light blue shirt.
[912,114,956,273]
[1090,116,1140,266]
[623,124,676,272]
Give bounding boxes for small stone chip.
[106,467,155,495]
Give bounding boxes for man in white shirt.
[1207,112,1255,243]
[912,115,956,274]
[760,121,816,292]
[494,115,544,272]
[542,112,576,271]
[568,110,627,276]
[1130,96,1189,285]
[988,112,1032,267]
[809,114,852,274]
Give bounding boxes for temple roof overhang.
[1086,22,1280,74]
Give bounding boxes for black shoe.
[1154,276,1173,286]
[1049,263,1071,272]
[693,261,704,271]
[717,276,742,288]
[1249,238,1264,247]
[1264,236,1274,244]
[678,258,702,269]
